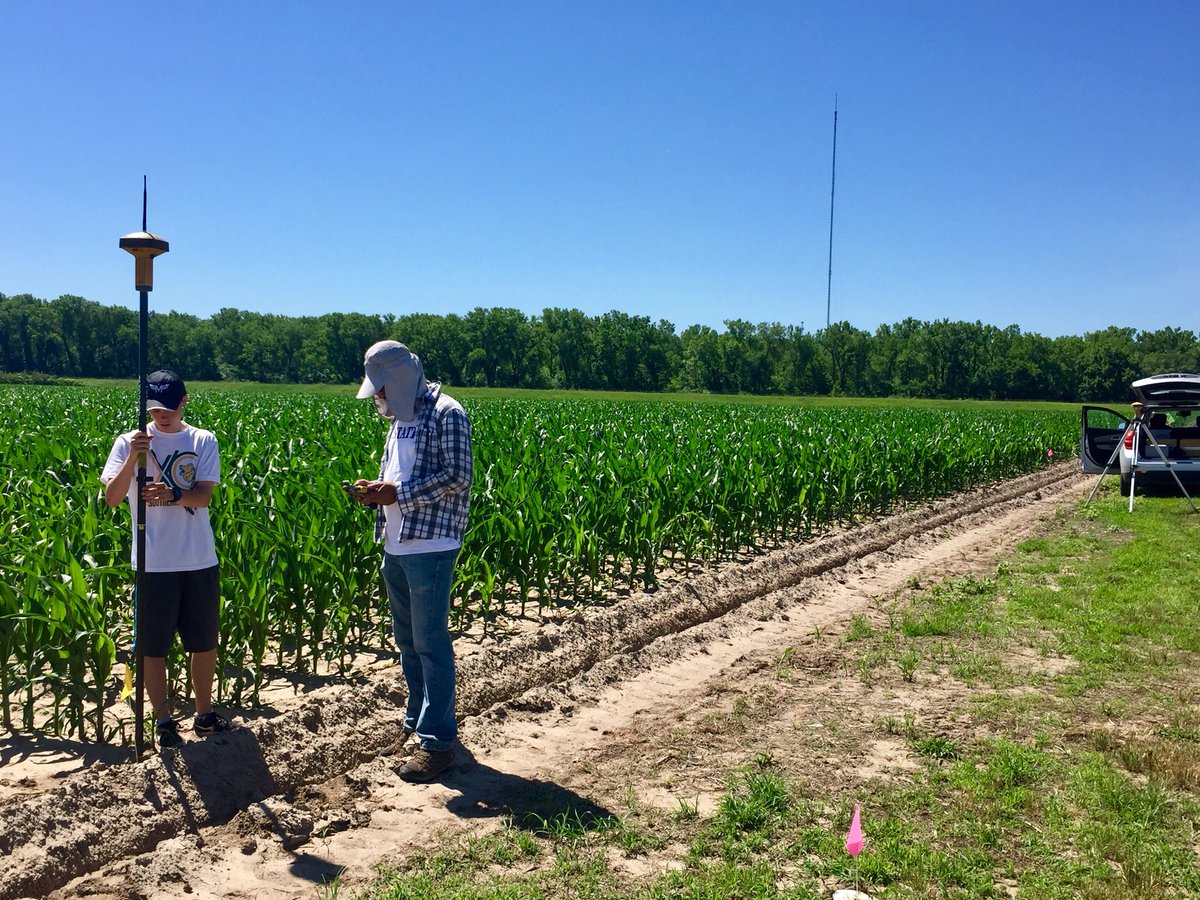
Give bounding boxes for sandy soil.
[0,465,1092,900]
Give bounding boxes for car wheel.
[1119,473,1132,497]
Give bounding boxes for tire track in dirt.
[0,465,1083,900]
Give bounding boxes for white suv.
[1081,373,1200,496]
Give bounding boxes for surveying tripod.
[1085,407,1198,513]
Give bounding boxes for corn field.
[0,385,1077,742]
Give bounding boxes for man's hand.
[353,479,397,506]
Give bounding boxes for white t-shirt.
[381,420,460,556]
[101,423,220,572]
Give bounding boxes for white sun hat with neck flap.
[356,340,425,422]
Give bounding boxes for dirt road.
[0,465,1091,900]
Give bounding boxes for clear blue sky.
[2,1,1197,338]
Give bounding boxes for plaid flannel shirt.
[375,383,473,544]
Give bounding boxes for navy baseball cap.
[146,370,186,411]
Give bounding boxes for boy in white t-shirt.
[101,369,231,749]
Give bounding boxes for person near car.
[101,369,232,748]
[349,340,473,782]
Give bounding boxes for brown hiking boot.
[397,747,454,782]
[381,728,416,758]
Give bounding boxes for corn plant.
[0,385,1078,742]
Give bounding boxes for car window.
[1088,408,1126,430]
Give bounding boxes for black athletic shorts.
[139,565,221,657]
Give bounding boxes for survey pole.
[119,178,169,758]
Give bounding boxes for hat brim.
[356,374,379,399]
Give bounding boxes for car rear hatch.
[1131,373,1200,407]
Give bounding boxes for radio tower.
[826,97,838,329]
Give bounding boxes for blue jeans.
[382,549,459,751]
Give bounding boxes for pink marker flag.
[845,803,864,858]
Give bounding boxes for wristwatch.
[171,485,183,503]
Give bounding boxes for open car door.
[1080,406,1128,474]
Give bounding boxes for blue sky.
[2,1,1197,338]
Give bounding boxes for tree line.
[2,292,1197,403]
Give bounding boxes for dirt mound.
[0,465,1086,900]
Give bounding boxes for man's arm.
[357,406,472,510]
[393,406,472,513]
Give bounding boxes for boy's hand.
[129,430,152,456]
[142,481,178,504]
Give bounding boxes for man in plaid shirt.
[349,340,472,782]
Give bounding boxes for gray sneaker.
[156,717,183,749]
[194,711,232,735]
[397,748,454,782]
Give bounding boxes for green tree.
[462,307,541,387]
[818,321,869,395]
[675,325,723,392]
[1137,327,1199,376]
[1076,327,1139,403]
[538,307,594,388]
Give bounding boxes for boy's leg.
[176,565,222,719]
[143,656,171,721]
[190,649,218,716]
[139,571,181,722]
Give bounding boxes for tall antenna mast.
[826,96,838,329]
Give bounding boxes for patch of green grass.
[900,576,1001,639]
[641,859,815,900]
[361,843,622,900]
[1006,499,1200,688]
[708,765,795,863]
[521,808,620,845]
[949,740,1052,811]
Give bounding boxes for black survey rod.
[119,176,168,758]
[135,176,149,759]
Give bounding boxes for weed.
[713,769,791,839]
[774,645,799,677]
[913,734,961,761]
[673,797,699,822]
[731,694,749,726]
[751,751,775,770]
[846,614,873,642]
[522,808,618,845]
